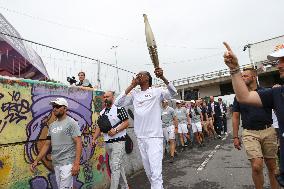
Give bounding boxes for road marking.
[197,131,231,171]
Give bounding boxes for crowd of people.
[27,43,284,189]
[161,96,229,163]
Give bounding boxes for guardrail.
[171,60,277,87]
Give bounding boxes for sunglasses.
[52,104,64,109]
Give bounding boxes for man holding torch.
[115,68,176,189]
[115,14,177,189]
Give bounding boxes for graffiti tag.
[0,91,30,133]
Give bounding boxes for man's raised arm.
[154,68,177,99]
[114,77,137,107]
[223,42,262,107]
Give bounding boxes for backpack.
[97,111,112,133]
[125,133,133,154]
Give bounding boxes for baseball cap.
[50,97,68,107]
[267,44,284,61]
[190,100,195,103]
[176,100,182,104]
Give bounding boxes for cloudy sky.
[1,0,284,91]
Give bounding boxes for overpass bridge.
[171,61,280,100]
[165,34,284,100]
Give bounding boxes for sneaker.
[169,156,174,163]
[225,132,228,135]
[217,135,222,139]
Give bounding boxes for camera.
[67,76,77,85]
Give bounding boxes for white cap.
[50,97,68,107]
[176,100,182,104]
[267,44,284,61]
[190,100,195,103]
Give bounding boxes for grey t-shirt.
[190,107,202,123]
[47,116,81,166]
[161,106,175,128]
[175,107,188,124]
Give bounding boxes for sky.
[0,0,284,91]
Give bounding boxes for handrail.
[169,60,277,87]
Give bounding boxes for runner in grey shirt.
[175,105,188,124]
[189,100,204,147]
[161,100,178,162]
[175,100,191,150]
[30,98,82,189]
[162,103,175,128]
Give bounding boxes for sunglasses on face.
[52,104,64,109]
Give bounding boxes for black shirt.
[208,101,222,117]
[233,88,272,130]
[201,106,208,121]
[258,86,284,132]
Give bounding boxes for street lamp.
[110,45,121,92]
[243,44,260,85]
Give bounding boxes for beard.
[244,79,253,86]
[54,112,64,118]
[105,99,113,107]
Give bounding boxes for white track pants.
[137,137,164,189]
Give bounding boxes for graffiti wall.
[0,77,111,189]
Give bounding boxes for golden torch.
[143,14,159,69]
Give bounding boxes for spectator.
[76,71,92,87]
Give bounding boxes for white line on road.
[196,131,231,171]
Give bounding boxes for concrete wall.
[0,77,143,189]
[198,84,221,98]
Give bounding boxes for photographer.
[76,72,92,87]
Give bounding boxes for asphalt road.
[128,121,274,189]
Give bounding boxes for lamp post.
[244,44,260,85]
[111,45,121,92]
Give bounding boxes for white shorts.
[163,125,175,141]
[54,163,74,189]
[178,123,188,134]
[192,122,202,133]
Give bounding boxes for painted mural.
[0,77,111,189]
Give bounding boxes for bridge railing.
[171,60,277,87]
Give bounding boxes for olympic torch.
[143,14,159,69]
